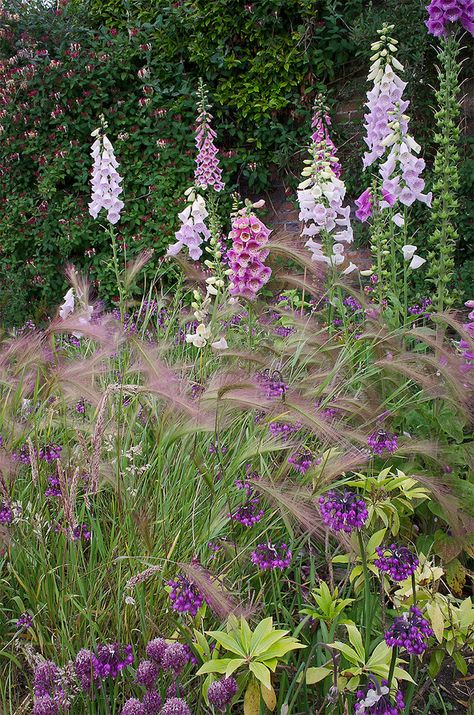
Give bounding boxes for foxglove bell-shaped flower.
[88,130,124,225]
[167,189,211,261]
[194,81,224,192]
[426,0,474,37]
[227,210,272,300]
[297,96,353,267]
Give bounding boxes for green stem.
[357,530,371,654]
[411,572,417,607]
[109,225,126,322]
[387,646,398,690]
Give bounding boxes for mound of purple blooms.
[228,498,264,527]
[288,449,314,474]
[251,542,292,570]
[319,489,368,533]
[385,606,433,655]
[74,642,133,691]
[257,369,288,400]
[375,544,419,581]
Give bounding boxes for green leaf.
[197,658,234,675]
[305,666,332,685]
[206,631,246,656]
[327,641,362,666]
[225,658,247,678]
[345,624,365,661]
[249,661,271,689]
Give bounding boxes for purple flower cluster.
[319,490,368,533]
[251,542,292,570]
[385,606,433,654]
[70,523,91,542]
[257,369,288,399]
[74,643,133,691]
[12,444,30,464]
[0,500,13,525]
[39,443,62,463]
[45,474,61,498]
[268,421,302,440]
[355,188,394,223]
[229,498,264,526]
[460,300,474,369]
[16,612,33,629]
[288,449,314,474]
[168,575,205,617]
[227,213,272,300]
[310,97,342,178]
[343,296,362,312]
[425,0,474,37]
[160,698,191,715]
[207,676,238,712]
[408,298,432,316]
[89,134,124,225]
[136,659,159,689]
[355,679,405,715]
[367,429,398,455]
[375,544,419,581]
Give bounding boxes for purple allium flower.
[12,444,31,464]
[288,449,313,474]
[75,399,86,414]
[39,443,62,463]
[89,133,124,225]
[162,642,189,673]
[426,0,474,37]
[33,695,58,715]
[384,606,433,655]
[227,213,272,300]
[34,661,59,697]
[207,677,238,711]
[251,542,292,571]
[375,544,419,581]
[136,659,159,689]
[146,637,168,665]
[74,648,100,691]
[95,643,133,678]
[121,698,145,715]
[367,429,398,455]
[168,575,205,617]
[319,490,368,533]
[143,690,162,714]
[16,612,33,629]
[0,501,13,525]
[161,698,191,715]
[228,498,264,526]
[194,83,224,192]
[355,679,405,714]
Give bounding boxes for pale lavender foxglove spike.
[89,133,124,225]
[194,106,224,192]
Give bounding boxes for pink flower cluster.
[426,0,474,37]
[88,135,124,225]
[227,213,271,300]
[194,108,224,192]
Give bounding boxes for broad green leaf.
[251,629,290,657]
[327,641,362,666]
[244,678,261,715]
[453,652,468,676]
[225,658,247,678]
[305,666,332,685]
[345,624,365,661]
[197,658,233,675]
[258,640,306,660]
[206,631,246,656]
[261,683,277,711]
[426,602,444,643]
[366,528,387,555]
[249,617,274,653]
[366,640,392,667]
[249,661,271,689]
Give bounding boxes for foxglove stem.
[109,225,126,323]
[357,530,371,654]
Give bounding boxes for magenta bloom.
[251,542,292,570]
[194,107,224,192]
[426,1,474,37]
[385,606,433,655]
[367,429,398,455]
[227,213,271,300]
[168,575,205,617]
[319,490,368,533]
[355,188,372,222]
[16,612,33,629]
[160,697,191,715]
[229,499,264,526]
[135,659,159,689]
[375,544,419,581]
[121,699,145,715]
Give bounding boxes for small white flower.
[59,288,75,320]
[392,213,405,227]
[342,262,358,275]
[402,244,417,261]
[211,337,228,350]
[409,254,426,270]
